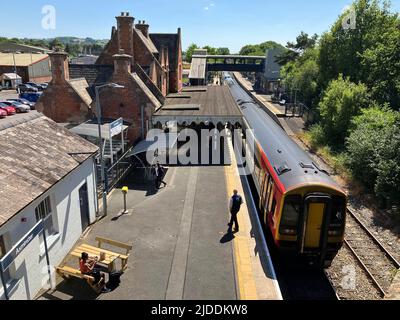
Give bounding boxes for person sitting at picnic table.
[79,252,111,293]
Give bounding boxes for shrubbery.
[346,107,400,208]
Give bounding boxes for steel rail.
[343,239,386,297]
[346,208,400,269]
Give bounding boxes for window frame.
[279,194,302,235]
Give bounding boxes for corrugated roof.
[189,56,207,79]
[0,115,98,226]
[0,53,49,66]
[157,86,241,117]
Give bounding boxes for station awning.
[69,122,129,139]
[127,132,179,158]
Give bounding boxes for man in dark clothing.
[155,162,167,189]
[229,190,243,232]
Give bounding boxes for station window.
[279,195,302,235]
[253,156,261,186]
[35,196,58,239]
[264,178,274,210]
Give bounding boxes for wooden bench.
[96,237,133,271]
[56,266,104,293]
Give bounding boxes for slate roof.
[0,114,98,226]
[150,33,179,69]
[69,64,114,86]
[131,73,162,109]
[134,28,158,55]
[68,78,93,107]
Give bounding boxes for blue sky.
[1,0,399,53]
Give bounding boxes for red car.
[0,102,16,115]
[0,108,7,118]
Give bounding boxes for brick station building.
[36,11,183,145]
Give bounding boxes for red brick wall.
[99,54,156,144]
[96,33,119,65]
[36,81,91,123]
[36,52,91,123]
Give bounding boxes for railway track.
[342,208,400,298]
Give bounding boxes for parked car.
[0,108,7,118]
[0,102,16,115]
[26,82,46,92]
[0,101,30,113]
[39,83,48,90]
[19,92,42,103]
[17,84,38,93]
[7,98,35,110]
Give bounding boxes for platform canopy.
[127,132,179,163]
[69,122,128,139]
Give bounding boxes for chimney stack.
[136,20,150,38]
[113,50,132,78]
[116,12,134,61]
[49,51,69,84]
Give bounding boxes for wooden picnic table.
[70,243,121,272]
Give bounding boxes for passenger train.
[225,73,347,268]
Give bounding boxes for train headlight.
[281,228,297,235]
[328,229,342,236]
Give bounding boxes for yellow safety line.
[225,145,258,300]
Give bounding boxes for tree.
[318,76,370,147]
[239,41,284,56]
[281,48,320,108]
[216,47,230,55]
[185,43,199,62]
[346,107,400,208]
[49,38,65,51]
[276,32,318,65]
[318,0,400,108]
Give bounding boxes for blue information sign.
[0,221,44,272]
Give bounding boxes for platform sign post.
[0,221,50,300]
[109,118,124,166]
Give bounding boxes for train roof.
[227,77,344,194]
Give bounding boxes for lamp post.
[95,83,125,217]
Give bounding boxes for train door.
[300,194,332,252]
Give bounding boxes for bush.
[318,76,370,148]
[308,124,325,148]
[345,106,400,208]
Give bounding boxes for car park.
[19,92,42,103]
[7,98,36,110]
[26,82,47,91]
[17,84,38,93]
[0,101,30,113]
[0,108,7,118]
[0,102,16,115]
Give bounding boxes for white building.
[0,113,99,300]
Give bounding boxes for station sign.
[110,118,124,137]
[0,221,44,272]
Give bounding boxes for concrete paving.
[39,163,238,300]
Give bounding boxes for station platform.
[233,72,285,117]
[38,136,281,300]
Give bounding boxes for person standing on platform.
[228,190,243,232]
[155,162,167,189]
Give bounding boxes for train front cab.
[275,187,347,268]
